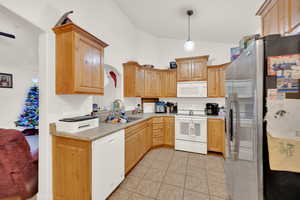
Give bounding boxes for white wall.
[156,37,236,68]
[0,1,148,199]
[0,6,39,129]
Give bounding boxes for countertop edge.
[50,113,225,141]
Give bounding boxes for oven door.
[175,116,207,142]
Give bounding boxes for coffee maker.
[205,103,219,115]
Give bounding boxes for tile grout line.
[183,153,190,200]
[154,148,174,200]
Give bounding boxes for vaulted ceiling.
[114,0,264,44]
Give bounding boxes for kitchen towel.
[267,133,300,173]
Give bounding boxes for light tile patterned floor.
[108,148,228,200]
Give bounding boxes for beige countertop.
[50,113,225,142]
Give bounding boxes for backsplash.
[124,97,225,113]
[160,97,225,111]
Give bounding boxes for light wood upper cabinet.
[208,118,225,154]
[207,63,228,98]
[167,70,177,97]
[262,3,279,36]
[144,69,161,98]
[191,58,208,81]
[257,0,300,36]
[123,62,145,97]
[290,0,300,31]
[278,0,290,34]
[53,23,108,95]
[161,69,177,97]
[124,62,177,98]
[176,59,191,81]
[176,56,209,82]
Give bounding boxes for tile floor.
[109,148,228,200]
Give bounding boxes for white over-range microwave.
[177,81,207,97]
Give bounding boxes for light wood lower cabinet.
[125,116,175,174]
[152,117,165,146]
[125,120,149,174]
[53,130,124,200]
[207,118,225,154]
[53,136,91,200]
[164,117,175,147]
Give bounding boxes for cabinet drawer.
[152,129,163,138]
[125,121,147,138]
[153,123,163,130]
[153,137,164,146]
[152,117,163,124]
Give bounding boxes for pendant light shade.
[184,10,195,52]
[184,40,195,52]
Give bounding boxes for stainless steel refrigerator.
[224,34,300,200]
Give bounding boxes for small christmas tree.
[15,85,39,132]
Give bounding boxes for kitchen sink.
[127,116,143,122]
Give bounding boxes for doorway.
[0,5,44,200]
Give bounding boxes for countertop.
[51,113,225,142]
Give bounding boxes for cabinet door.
[278,0,290,34]
[191,59,207,81]
[136,67,145,97]
[53,137,91,200]
[144,70,154,97]
[137,128,147,160]
[164,117,175,146]
[146,120,153,150]
[125,133,139,174]
[290,0,300,31]
[177,60,191,81]
[208,67,225,97]
[219,67,225,97]
[167,70,177,97]
[262,4,279,36]
[74,33,104,94]
[154,71,162,97]
[208,119,225,153]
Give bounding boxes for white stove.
[175,110,207,154]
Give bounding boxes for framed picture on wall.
[0,73,13,88]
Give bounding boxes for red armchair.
[0,129,38,200]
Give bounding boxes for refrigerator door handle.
[232,94,240,161]
[225,96,233,159]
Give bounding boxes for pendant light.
[184,10,195,52]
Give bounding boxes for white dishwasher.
[92,129,125,200]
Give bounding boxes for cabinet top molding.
[256,0,278,16]
[175,55,209,62]
[208,62,231,69]
[53,22,109,48]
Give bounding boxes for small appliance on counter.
[205,103,219,115]
[56,115,99,133]
[169,61,177,69]
[155,101,166,113]
[166,102,177,113]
